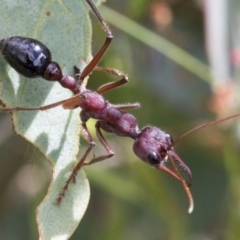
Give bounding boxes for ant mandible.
[0,0,239,213]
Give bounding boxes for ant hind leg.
[79,0,113,82]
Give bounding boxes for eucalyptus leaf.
[0,0,104,239]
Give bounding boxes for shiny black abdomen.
[0,36,51,78]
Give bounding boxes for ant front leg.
[56,121,96,205]
[58,107,127,205]
[83,121,115,166]
[56,120,115,205]
[56,144,93,205]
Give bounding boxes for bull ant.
[0,0,239,213]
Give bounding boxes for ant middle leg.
[75,63,130,95]
[114,103,141,110]
[95,66,129,94]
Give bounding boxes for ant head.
[133,126,194,213]
[133,126,173,167]
[133,126,192,185]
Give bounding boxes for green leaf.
[0,0,103,239]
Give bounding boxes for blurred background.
[0,0,240,239]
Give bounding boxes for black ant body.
[0,0,239,213]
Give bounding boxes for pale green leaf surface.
[0,0,102,239]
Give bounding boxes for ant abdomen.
[0,36,52,78]
[0,36,80,94]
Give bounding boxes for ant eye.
[148,152,160,166]
[166,134,173,144]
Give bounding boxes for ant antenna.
[172,112,240,147]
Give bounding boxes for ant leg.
[74,65,82,80]
[81,121,96,148]
[95,66,129,94]
[84,121,115,166]
[0,94,84,112]
[79,0,113,82]
[114,103,141,110]
[56,122,96,205]
[57,120,114,204]
[56,144,92,205]
[75,64,130,95]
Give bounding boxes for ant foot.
[72,174,77,184]
[55,191,65,206]
[55,171,79,205]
